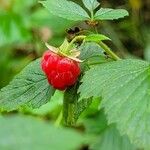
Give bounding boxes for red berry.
[41,50,81,90]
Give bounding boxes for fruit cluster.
[41,50,80,90]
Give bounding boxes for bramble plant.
[0,0,150,150]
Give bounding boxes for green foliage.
[82,110,108,134]
[31,8,74,35]
[63,85,92,125]
[94,8,129,20]
[79,42,105,60]
[79,59,150,149]
[0,59,55,111]
[0,0,38,46]
[82,0,100,12]
[91,126,136,150]
[75,98,92,121]
[40,0,129,22]
[0,115,85,150]
[85,34,111,43]
[0,11,31,46]
[82,111,136,150]
[40,0,90,21]
[0,48,32,88]
[22,90,63,116]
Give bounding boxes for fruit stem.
[98,41,121,60]
[67,35,86,52]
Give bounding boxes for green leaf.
[80,98,101,117]
[79,42,105,60]
[0,59,55,111]
[94,8,129,20]
[40,0,90,21]
[82,110,136,149]
[79,42,111,66]
[79,59,150,149]
[82,0,100,12]
[21,90,63,116]
[75,98,92,121]
[85,34,111,42]
[0,115,85,150]
[82,110,108,134]
[91,126,136,150]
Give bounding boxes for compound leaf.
[40,0,90,21]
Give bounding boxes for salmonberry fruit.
[41,50,80,90]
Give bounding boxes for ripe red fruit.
[41,50,80,90]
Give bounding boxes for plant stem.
[67,103,76,126]
[99,41,121,60]
[63,98,76,126]
[67,35,86,52]
[63,86,78,127]
[55,110,63,127]
[91,10,94,21]
[92,26,120,60]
